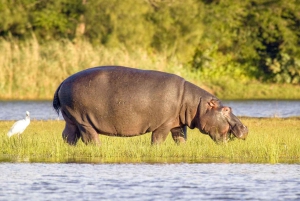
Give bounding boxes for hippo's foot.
[171,126,187,144]
[62,122,80,145]
[78,125,100,146]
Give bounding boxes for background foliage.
[1,0,300,85]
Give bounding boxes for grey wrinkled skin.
[53,66,248,145]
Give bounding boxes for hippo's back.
[58,66,186,135]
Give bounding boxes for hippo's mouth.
[228,123,248,140]
[201,123,242,142]
[228,124,235,138]
[227,130,235,141]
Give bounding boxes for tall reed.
[1,38,300,100]
[0,38,189,100]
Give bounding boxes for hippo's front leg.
[151,126,171,145]
[171,126,187,144]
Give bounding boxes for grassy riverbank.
[0,118,299,164]
[1,39,300,100]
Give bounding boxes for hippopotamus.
[53,66,248,145]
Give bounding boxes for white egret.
[7,111,30,138]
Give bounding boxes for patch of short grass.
[0,118,299,163]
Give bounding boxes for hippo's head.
[199,99,248,143]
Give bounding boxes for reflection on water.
[0,163,299,200]
[0,100,300,120]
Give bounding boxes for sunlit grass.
[0,118,299,164]
[0,38,187,100]
[1,38,300,100]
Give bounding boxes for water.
[0,163,299,201]
[223,100,300,118]
[0,100,300,120]
[0,101,62,120]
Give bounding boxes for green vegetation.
[1,38,300,100]
[0,118,299,164]
[1,0,300,100]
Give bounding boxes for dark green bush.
[1,0,300,83]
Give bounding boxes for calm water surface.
[0,163,299,201]
[0,100,300,120]
[224,100,300,118]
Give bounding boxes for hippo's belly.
[72,94,178,136]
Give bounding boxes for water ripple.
[0,163,299,200]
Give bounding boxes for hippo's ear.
[208,98,220,109]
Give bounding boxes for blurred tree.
[0,0,33,39]
[0,0,84,40]
[1,0,300,83]
[192,0,253,80]
[31,0,83,40]
[75,0,87,39]
[149,0,204,62]
[244,0,300,83]
[193,0,300,83]
[84,0,153,50]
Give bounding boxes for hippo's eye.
[222,107,231,116]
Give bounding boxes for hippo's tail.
[53,82,63,115]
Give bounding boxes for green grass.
[1,38,300,100]
[0,118,299,164]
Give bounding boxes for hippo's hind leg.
[62,112,80,145]
[77,125,100,146]
[171,126,187,144]
[62,121,80,145]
